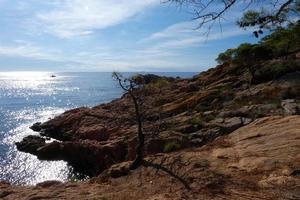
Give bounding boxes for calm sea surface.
[0,71,196,185]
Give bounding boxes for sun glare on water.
[0,71,78,185]
[0,71,79,99]
[0,71,57,89]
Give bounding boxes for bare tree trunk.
[112,72,146,170]
[129,91,145,170]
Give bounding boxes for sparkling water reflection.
[1,106,69,185]
[0,72,124,185]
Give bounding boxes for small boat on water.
[50,75,56,78]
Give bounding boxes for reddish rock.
[76,125,109,141]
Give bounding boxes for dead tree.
[112,72,191,190]
[112,72,145,170]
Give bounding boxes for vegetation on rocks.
[216,21,300,83]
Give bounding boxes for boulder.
[30,122,42,132]
[220,117,243,133]
[15,135,46,154]
[241,117,252,125]
[190,138,205,146]
[281,99,299,115]
[175,124,199,134]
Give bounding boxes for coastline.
[1,62,299,199]
[15,64,300,177]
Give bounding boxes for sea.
[0,71,196,185]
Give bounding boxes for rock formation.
[2,115,300,199]
[15,64,300,177]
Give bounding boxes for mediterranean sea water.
[0,71,196,185]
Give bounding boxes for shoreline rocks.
[5,115,300,200]
[15,135,46,155]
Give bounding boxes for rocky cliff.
[2,115,300,199]
[15,62,300,176]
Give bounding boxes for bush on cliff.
[216,20,300,83]
[255,60,300,82]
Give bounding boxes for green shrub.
[186,117,205,128]
[215,21,300,83]
[163,141,181,153]
[203,114,215,122]
[147,79,171,88]
[216,48,236,64]
[255,60,300,82]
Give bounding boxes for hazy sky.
[0,0,260,72]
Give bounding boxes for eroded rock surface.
[3,116,300,200]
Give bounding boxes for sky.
[0,0,261,72]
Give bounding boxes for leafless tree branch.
[166,0,297,33]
